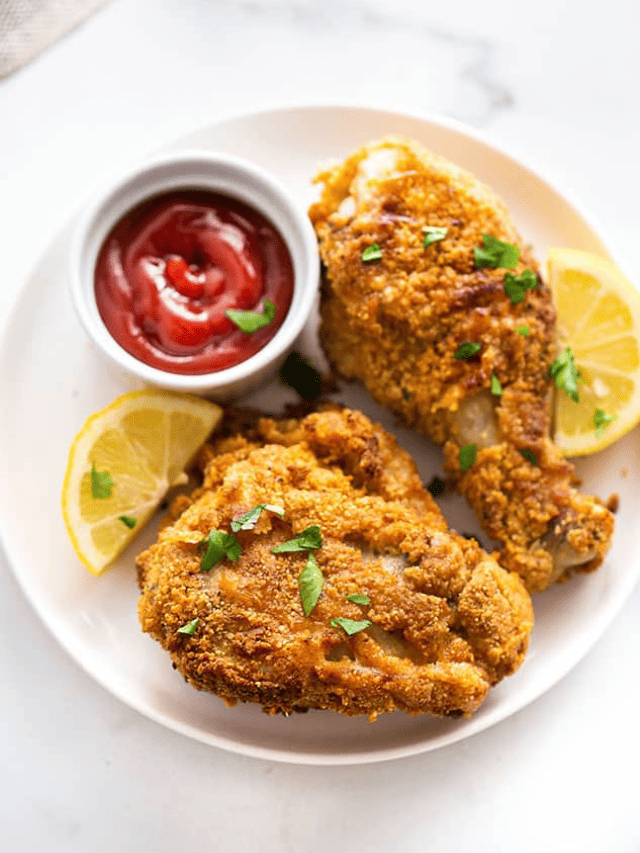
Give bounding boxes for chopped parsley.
[200,530,241,572]
[90,464,113,499]
[298,553,323,616]
[490,374,503,396]
[422,226,448,248]
[549,347,581,402]
[474,235,520,269]
[230,503,284,533]
[459,443,477,472]
[515,325,530,336]
[346,593,370,606]
[118,515,137,529]
[454,342,482,360]
[226,300,276,333]
[271,525,322,554]
[503,269,538,304]
[594,408,617,438]
[330,617,372,636]
[427,475,446,498]
[177,618,199,636]
[279,351,323,400]
[520,448,538,466]
[361,243,383,263]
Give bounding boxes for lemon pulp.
[548,247,640,455]
[62,390,222,574]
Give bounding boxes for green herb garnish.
[427,476,446,498]
[594,408,617,438]
[422,226,448,249]
[271,525,322,554]
[177,618,199,636]
[361,243,383,262]
[474,235,520,269]
[346,593,370,606]
[230,503,284,533]
[515,325,530,336]
[298,553,323,616]
[279,351,323,400]
[454,342,482,360]
[549,347,581,402]
[520,449,538,465]
[118,515,137,529]
[330,617,372,636]
[226,300,276,333]
[200,530,242,572]
[459,444,477,472]
[490,374,503,396]
[90,464,113,499]
[503,269,538,304]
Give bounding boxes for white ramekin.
[70,150,320,400]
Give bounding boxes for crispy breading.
[137,407,533,720]
[309,136,614,592]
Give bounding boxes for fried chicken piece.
[309,136,614,593]
[137,407,533,720]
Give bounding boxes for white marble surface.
[1,0,639,849]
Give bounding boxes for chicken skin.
[137,407,533,720]
[309,137,614,592]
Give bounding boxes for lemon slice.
[62,390,222,574]
[548,247,640,455]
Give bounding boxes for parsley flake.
[594,408,617,438]
[226,300,276,334]
[427,475,446,498]
[118,515,137,529]
[361,243,383,263]
[422,226,448,249]
[459,443,477,472]
[346,593,370,606]
[230,503,284,533]
[549,347,581,402]
[271,525,322,554]
[90,464,113,499]
[503,269,538,304]
[279,351,323,400]
[298,553,323,616]
[520,448,538,465]
[490,374,503,396]
[330,617,372,636]
[515,325,530,336]
[177,618,199,636]
[454,342,482,360]
[200,530,241,572]
[474,235,520,269]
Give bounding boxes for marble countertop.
[1,1,639,850]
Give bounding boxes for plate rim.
[0,101,635,766]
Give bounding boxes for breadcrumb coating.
[137,407,533,720]
[309,136,614,592]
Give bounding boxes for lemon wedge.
[62,390,222,574]
[548,247,640,455]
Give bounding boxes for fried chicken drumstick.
[137,407,533,719]
[309,137,614,592]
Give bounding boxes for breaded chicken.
[137,407,533,720]
[309,136,614,592]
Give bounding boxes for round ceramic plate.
[1,105,638,765]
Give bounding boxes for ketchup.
[94,189,294,374]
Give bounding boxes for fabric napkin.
[0,0,112,79]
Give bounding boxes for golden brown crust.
[137,407,533,720]
[310,136,614,592]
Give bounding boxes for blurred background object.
[0,0,111,78]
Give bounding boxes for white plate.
[1,105,638,766]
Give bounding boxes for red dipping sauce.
[94,189,294,374]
